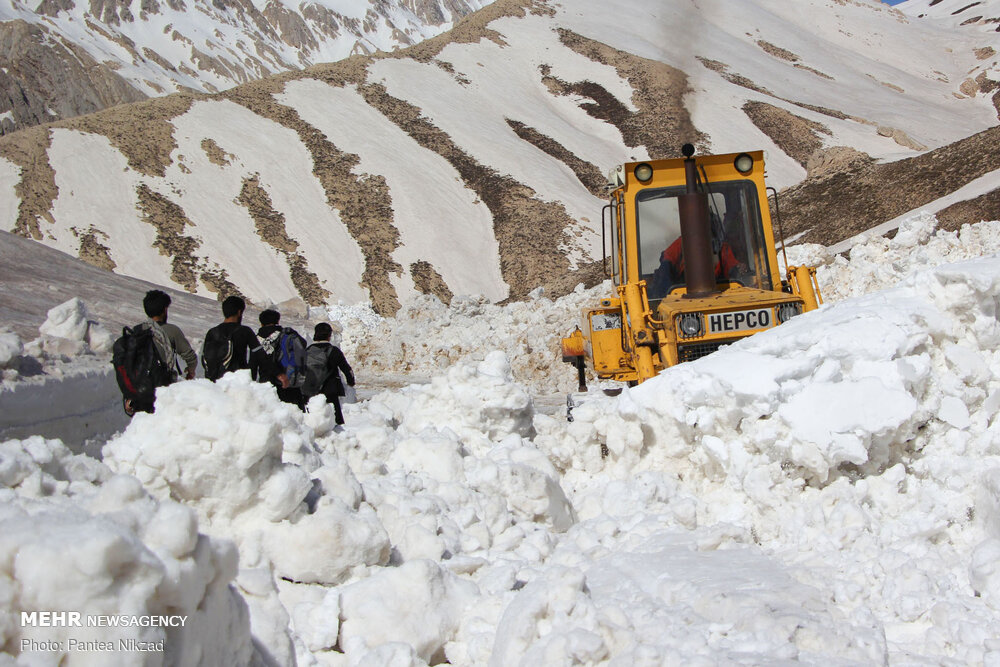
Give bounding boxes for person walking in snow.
[123,289,197,415]
[201,296,265,381]
[301,322,355,426]
[257,308,307,410]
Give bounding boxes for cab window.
[635,180,771,300]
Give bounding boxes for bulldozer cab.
[562,147,822,389]
[608,151,782,301]
[637,181,772,302]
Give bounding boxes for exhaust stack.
[677,144,717,298]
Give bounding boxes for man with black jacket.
[301,322,355,425]
[202,296,264,381]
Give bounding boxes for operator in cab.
[650,211,751,296]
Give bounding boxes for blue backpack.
[263,328,307,386]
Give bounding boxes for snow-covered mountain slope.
[1,0,997,316]
[900,0,1000,35]
[0,0,492,132]
[897,0,1000,113]
[0,229,223,341]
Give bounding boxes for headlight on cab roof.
[734,153,754,175]
[676,312,703,338]
[634,163,653,183]
[777,302,802,323]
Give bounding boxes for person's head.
[143,290,171,320]
[259,309,280,326]
[313,322,332,342]
[222,296,245,320]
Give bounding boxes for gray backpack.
[301,344,333,397]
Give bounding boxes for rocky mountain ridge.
[0,0,997,315]
[0,0,491,132]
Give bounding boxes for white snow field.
[4,212,1000,665]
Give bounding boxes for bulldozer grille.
[678,339,734,363]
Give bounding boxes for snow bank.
[102,372,392,664]
[1,299,126,448]
[0,437,255,665]
[356,214,1000,397]
[96,353,579,664]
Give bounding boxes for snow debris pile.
[5,213,1000,664]
[1,298,127,446]
[353,288,600,394]
[103,372,392,587]
[786,212,1000,301]
[0,437,255,665]
[309,302,384,360]
[98,353,579,664]
[355,214,1000,396]
[533,255,1000,663]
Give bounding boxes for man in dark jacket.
[202,296,264,381]
[257,309,306,410]
[301,322,355,425]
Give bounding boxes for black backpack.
[202,325,234,381]
[112,326,172,406]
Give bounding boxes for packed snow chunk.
[260,464,313,522]
[386,431,465,483]
[0,437,254,666]
[103,371,390,586]
[479,438,577,532]
[938,395,971,430]
[0,330,22,369]
[338,559,478,663]
[103,373,300,516]
[489,566,608,666]
[777,377,918,479]
[969,538,1000,604]
[39,297,91,341]
[891,211,936,249]
[291,588,341,653]
[36,297,113,355]
[261,500,390,585]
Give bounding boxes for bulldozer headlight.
[734,153,754,175]
[634,163,653,183]
[677,312,703,338]
[777,302,802,323]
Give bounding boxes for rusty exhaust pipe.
[678,144,717,298]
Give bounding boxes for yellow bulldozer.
[561,144,822,391]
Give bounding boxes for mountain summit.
[0,0,492,132]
